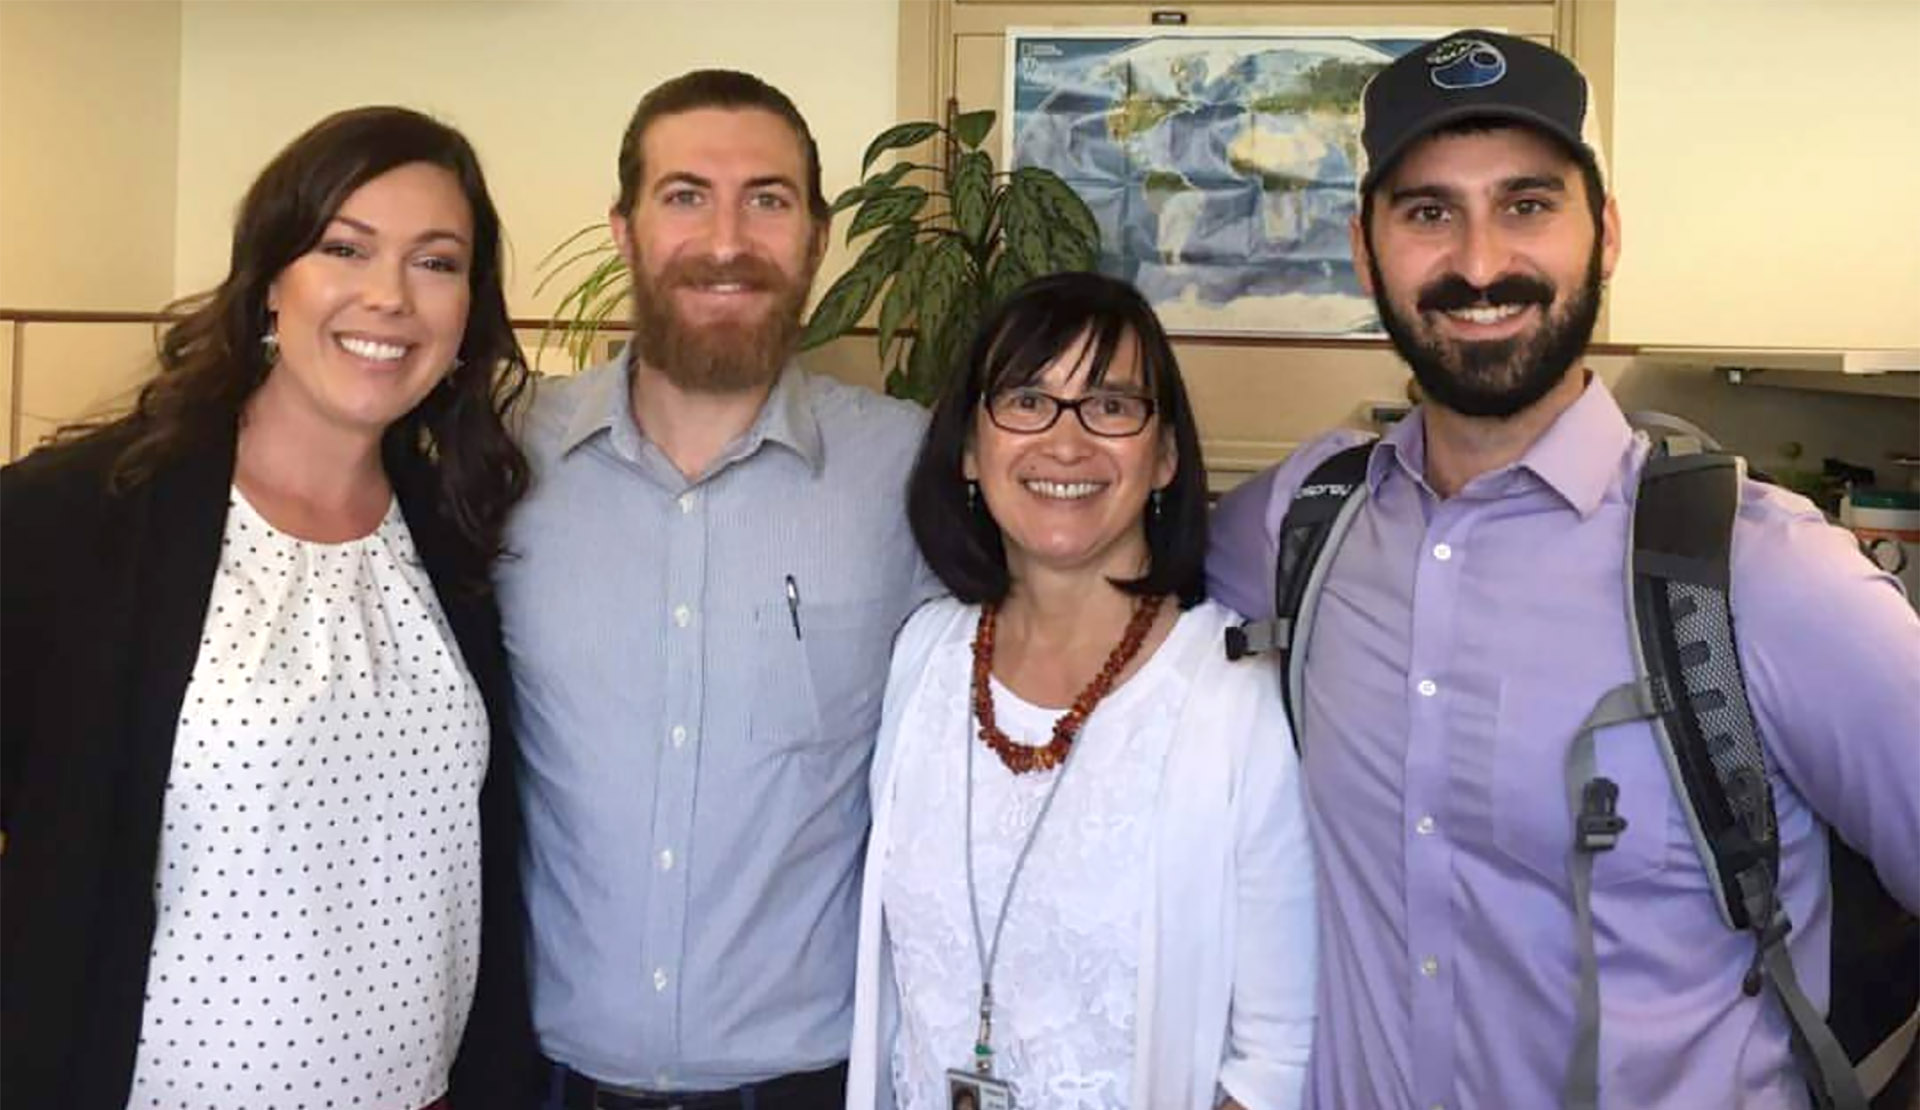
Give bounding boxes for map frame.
[1003,26,1456,339]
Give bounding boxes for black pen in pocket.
[784,574,803,640]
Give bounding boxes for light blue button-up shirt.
[498,356,934,1089]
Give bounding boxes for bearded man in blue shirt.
[499,70,936,1110]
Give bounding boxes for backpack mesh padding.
[1666,577,1779,867]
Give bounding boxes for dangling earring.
[1150,488,1164,520]
[259,328,279,365]
[966,480,979,511]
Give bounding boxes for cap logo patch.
[1427,37,1507,90]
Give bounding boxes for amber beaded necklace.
[968,593,1166,775]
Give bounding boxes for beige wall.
[0,0,181,309]
[1607,0,1920,349]
[3,0,1914,474]
[3,0,901,455]
[1,0,182,453]
[173,0,900,340]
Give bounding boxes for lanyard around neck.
[962,682,1086,1076]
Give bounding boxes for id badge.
[945,1067,1014,1110]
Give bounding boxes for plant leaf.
[829,161,918,216]
[952,109,995,151]
[899,238,974,399]
[917,237,972,335]
[904,327,945,406]
[908,301,974,406]
[1014,167,1101,252]
[867,161,917,191]
[800,265,882,350]
[986,248,1032,306]
[876,240,933,358]
[535,221,614,271]
[532,241,618,297]
[1007,205,1052,277]
[951,151,992,243]
[543,251,632,368]
[829,182,870,216]
[863,121,941,173]
[800,225,915,350]
[1054,227,1098,271]
[847,185,928,241]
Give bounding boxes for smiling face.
[1355,124,1619,419]
[965,327,1177,587]
[613,106,826,394]
[258,161,473,437]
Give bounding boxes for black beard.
[629,253,812,394]
[1371,243,1603,419]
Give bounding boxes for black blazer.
[0,419,538,1109]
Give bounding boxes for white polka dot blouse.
[128,489,488,1110]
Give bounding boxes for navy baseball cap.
[1357,29,1608,197]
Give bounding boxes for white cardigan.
[846,598,1316,1110]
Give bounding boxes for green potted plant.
[536,108,1102,404]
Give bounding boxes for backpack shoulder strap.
[1626,441,1871,1110]
[1224,441,1373,751]
[1630,446,1770,930]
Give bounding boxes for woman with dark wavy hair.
[1,106,537,1110]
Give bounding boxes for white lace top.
[127,489,488,1110]
[881,608,1194,1110]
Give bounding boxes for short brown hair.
[614,69,828,222]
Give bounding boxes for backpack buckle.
[1577,777,1629,852]
[1224,618,1289,661]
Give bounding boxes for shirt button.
[677,493,696,514]
[1415,815,1436,836]
[670,725,688,748]
[672,604,691,628]
[1433,542,1453,561]
[1417,679,1438,698]
[1420,956,1440,977]
[653,967,669,991]
[658,848,675,871]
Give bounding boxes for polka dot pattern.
[129,490,487,1110]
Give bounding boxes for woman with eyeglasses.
[845,272,1316,1110]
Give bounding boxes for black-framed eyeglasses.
[983,387,1158,438]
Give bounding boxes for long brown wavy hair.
[80,105,530,579]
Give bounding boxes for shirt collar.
[1367,402,1430,494]
[1366,373,1634,518]
[556,349,826,475]
[557,352,629,455]
[751,360,826,473]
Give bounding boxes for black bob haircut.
[907,270,1208,608]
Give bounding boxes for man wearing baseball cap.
[1208,29,1919,1110]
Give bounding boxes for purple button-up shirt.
[1207,378,1920,1110]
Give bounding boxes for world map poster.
[1005,28,1445,337]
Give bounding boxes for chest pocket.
[748,597,892,753]
[1490,682,1679,890]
